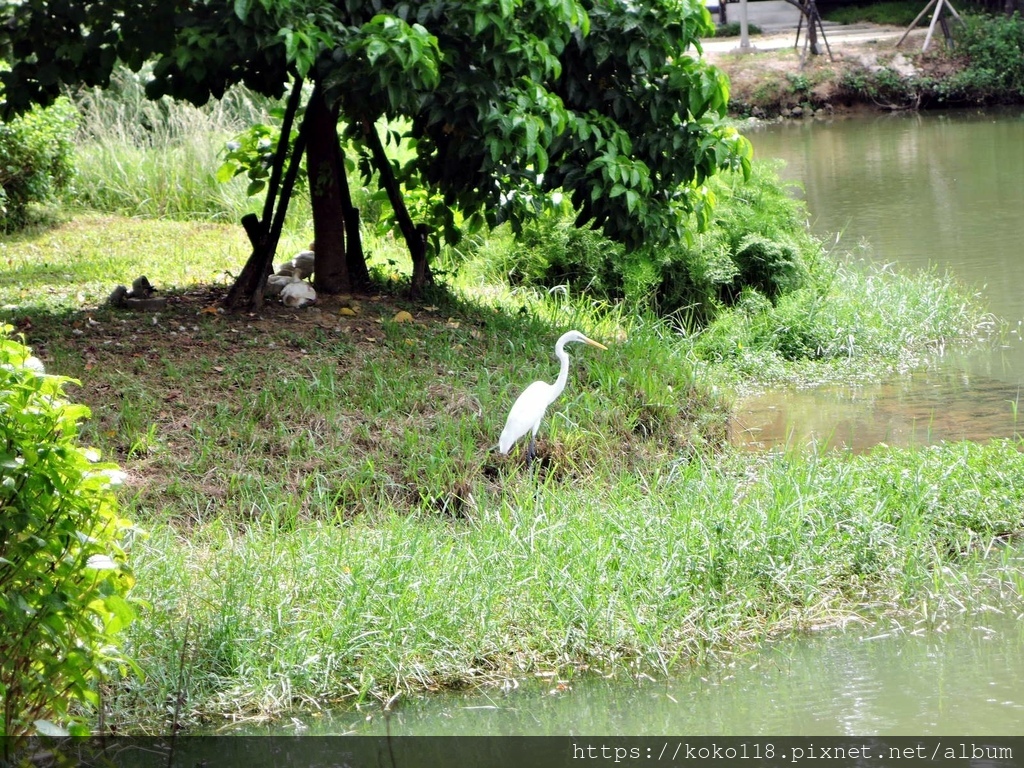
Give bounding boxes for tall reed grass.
[68,67,281,222]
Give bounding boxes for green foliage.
[822,0,922,26]
[714,22,762,37]
[835,65,924,109]
[816,12,1024,108]
[0,328,138,751]
[328,0,753,263]
[696,259,986,380]
[949,12,1024,98]
[0,96,77,231]
[218,118,298,198]
[470,161,814,323]
[2,1,754,300]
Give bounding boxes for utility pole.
[739,0,752,50]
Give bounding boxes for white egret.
[498,330,608,464]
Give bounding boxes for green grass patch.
[695,257,993,387]
[110,440,1024,728]
[822,1,923,27]
[0,212,1015,731]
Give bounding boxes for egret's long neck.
[549,342,571,404]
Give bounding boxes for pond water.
[228,564,1024,737]
[731,108,1024,452]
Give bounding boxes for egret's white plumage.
[498,330,607,462]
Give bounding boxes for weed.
[822,1,924,26]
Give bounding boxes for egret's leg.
[527,436,536,465]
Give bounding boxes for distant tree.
[0,1,750,307]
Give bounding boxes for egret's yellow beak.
[586,338,608,350]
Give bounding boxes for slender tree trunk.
[306,83,351,295]
[224,84,309,310]
[783,0,822,55]
[362,118,433,297]
[333,119,370,288]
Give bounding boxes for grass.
[109,441,1024,730]
[821,0,924,27]
[695,256,994,389]
[1,79,1019,731]
[0,211,1017,730]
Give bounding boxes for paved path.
[702,24,915,54]
[701,0,922,54]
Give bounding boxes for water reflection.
[232,602,1024,737]
[731,351,1024,452]
[731,109,1024,452]
[748,109,1024,325]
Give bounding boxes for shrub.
[0,327,138,756]
[467,161,817,325]
[949,12,1024,99]
[0,96,77,231]
[822,0,922,26]
[713,22,762,37]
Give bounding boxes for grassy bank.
[2,66,1017,732]
[1,206,1016,730]
[112,440,1024,731]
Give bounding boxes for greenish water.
[733,108,1024,452]
[232,583,1024,736]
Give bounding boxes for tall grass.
[111,439,1024,729]
[694,257,993,386]
[68,67,280,222]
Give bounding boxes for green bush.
[949,12,1024,99]
[713,22,762,37]
[467,162,816,324]
[0,96,78,231]
[0,327,138,756]
[822,0,922,26]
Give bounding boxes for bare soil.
[705,27,965,116]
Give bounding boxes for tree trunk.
[333,118,370,288]
[306,83,351,295]
[806,3,820,56]
[362,118,433,297]
[224,87,309,311]
[782,0,823,56]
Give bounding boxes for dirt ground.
[704,26,962,115]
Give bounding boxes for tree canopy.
[0,0,751,305]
